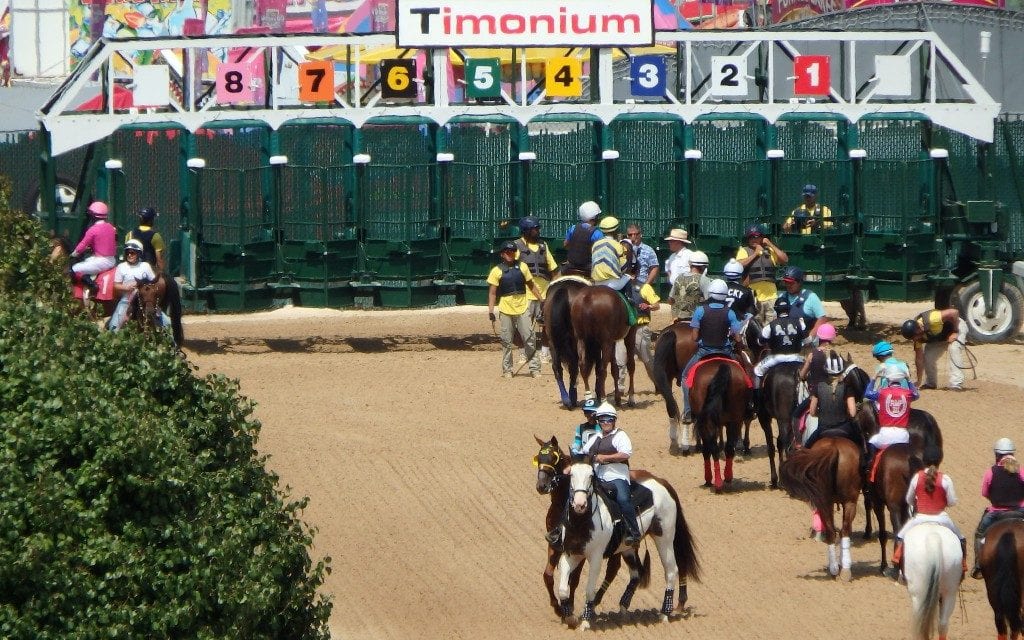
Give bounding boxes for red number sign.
[794,55,830,96]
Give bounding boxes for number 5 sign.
[465,58,501,99]
[794,55,830,96]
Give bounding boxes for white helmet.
[594,402,617,420]
[723,258,744,280]
[995,437,1016,456]
[578,201,601,222]
[689,251,709,267]
[708,279,729,300]
[883,364,907,382]
[824,352,846,376]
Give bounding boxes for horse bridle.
[533,445,565,494]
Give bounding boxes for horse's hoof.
[579,620,591,631]
[669,443,680,456]
[563,615,579,629]
[839,568,853,582]
[660,613,670,623]
[702,481,712,488]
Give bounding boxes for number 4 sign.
[794,56,830,96]
[545,57,582,98]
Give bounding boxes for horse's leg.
[599,341,614,405]
[724,420,739,485]
[617,549,642,613]
[550,343,570,407]
[839,500,857,582]
[758,410,778,488]
[651,530,681,622]
[863,485,876,540]
[580,550,604,630]
[593,553,621,607]
[874,494,888,574]
[577,338,594,400]
[556,553,583,628]
[626,331,637,408]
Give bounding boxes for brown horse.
[569,285,636,406]
[978,518,1024,640]
[780,436,863,581]
[50,234,117,320]
[689,360,751,492]
[651,323,698,455]
[130,273,184,347]
[542,276,589,408]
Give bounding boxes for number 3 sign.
[794,56,830,96]
[630,55,666,97]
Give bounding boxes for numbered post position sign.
[298,60,335,102]
[216,62,260,105]
[710,56,747,97]
[630,55,666,97]
[465,58,501,99]
[545,57,583,98]
[794,55,830,96]
[381,59,418,99]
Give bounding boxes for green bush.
[0,177,332,639]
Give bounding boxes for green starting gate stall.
[33,22,1024,340]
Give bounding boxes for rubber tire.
[958,280,1024,344]
[25,177,77,218]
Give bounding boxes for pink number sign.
[217,62,257,105]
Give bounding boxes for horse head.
[841,359,871,401]
[533,435,566,495]
[134,275,167,331]
[568,461,595,514]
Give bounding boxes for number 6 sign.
[794,55,830,96]
[381,59,417,99]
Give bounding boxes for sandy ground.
[181,300,1023,640]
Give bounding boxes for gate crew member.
[625,223,660,287]
[900,308,969,391]
[783,184,833,234]
[663,228,694,287]
[515,216,559,364]
[126,206,166,273]
[736,224,788,325]
[562,201,603,276]
[778,266,828,342]
[487,241,544,378]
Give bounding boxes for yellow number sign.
[545,57,582,98]
[381,59,417,99]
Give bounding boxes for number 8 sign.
[465,58,501,99]
[216,62,256,105]
[630,55,666,97]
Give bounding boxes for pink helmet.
[815,323,837,342]
[87,201,109,218]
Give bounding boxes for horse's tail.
[779,443,839,514]
[699,363,731,436]
[638,550,651,589]
[652,329,679,420]
[911,530,944,640]
[548,283,577,370]
[161,274,184,347]
[993,530,1023,636]
[658,475,701,583]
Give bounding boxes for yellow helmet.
[598,216,620,233]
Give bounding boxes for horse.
[689,360,751,492]
[130,273,184,347]
[543,277,589,408]
[904,523,963,640]
[756,361,802,488]
[780,436,863,581]
[557,460,701,629]
[651,323,698,455]
[978,518,1024,640]
[50,234,118,320]
[569,285,637,407]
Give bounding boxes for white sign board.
[133,65,171,107]
[710,56,748,97]
[874,55,912,97]
[396,0,654,48]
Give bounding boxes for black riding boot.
[624,517,642,547]
[81,274,97,292]
[971,532,984,579]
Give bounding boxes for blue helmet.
[581,398,599,414]
[871,341,894,358]
[519,216,541,232]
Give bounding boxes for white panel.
[37,11,68,76]
[874,55,911,97]
[710,56,748,97]
[134,65,172,107]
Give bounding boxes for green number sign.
[465,58,501,99]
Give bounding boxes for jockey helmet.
[138,206,158,221]
[123,239,144,254]
[578,201,601,222]
[688,251,709,267]
[581,398,599,414]
[87,201,109,218]
[499,241,517,253]
[824,351,846,376]
[781,266,805,283]
[773,296,791,315]
[744,224,765,239]
[995,437,1016,456]
[900,319,919,340]
[815,323,837,342]
[594,402,617,420]
[708,279,729,301]
[723,258,744,280]
[598,216,620,233]
[883,364,907,382]
[871,341,894,358]
[518,216,540,232]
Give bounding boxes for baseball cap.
[499,241,517,253]
[802,184,818,196]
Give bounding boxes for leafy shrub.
[0,177,332,638]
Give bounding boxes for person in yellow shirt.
[783,184,833,235]
[590,216,627,286]
[125,207,167,273]
[616,263,662,391]
[488,241,544,378]
[514,216,559,363]
[735,224,788,324]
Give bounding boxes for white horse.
[556,461,700,630]
[904,523,963,640]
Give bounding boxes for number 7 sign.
[298,61,335,103]
[794,56,830,96]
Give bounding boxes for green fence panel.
[993,117,1024,256]
[0,131,87,239]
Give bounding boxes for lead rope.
[949,340,978,380]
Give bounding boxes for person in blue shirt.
[778,266,828,343]
[571,398,601,456]
[624,223,660,287]
[679,279,743,422]
[869,340,912,391]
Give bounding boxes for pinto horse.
[904,523,963,640]
[979,518,1024,640]
[569,285,636,406]
[689,360,751,492]
[130,273,184,347]
[543,277,589,408]
[780,436,863,581]
[558,460,701,629]
[651,323,698,455]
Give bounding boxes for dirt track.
[183,301,1023,639]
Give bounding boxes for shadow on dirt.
[186,333,499,356]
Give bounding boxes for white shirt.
[582,427,632,483]
[114,261,156,301]
[905,472,958,512]
[666,248,693,285]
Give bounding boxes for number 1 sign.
[794,56,830,96]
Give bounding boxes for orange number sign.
[298,60,335,103]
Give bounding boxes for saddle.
[685,356,754,389]
[72,268,116,302]
[595,480,653,557]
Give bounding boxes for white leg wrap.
[681,422,693,448]
[840,537,852,569]
[827,544,839,576]
[669,420,678,443]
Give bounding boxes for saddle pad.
[869,446,886,483]
[685,357,754,389]
[552,274,592,287]
[616,291,639,327]
[73,268,116,302]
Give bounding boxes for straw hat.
[664,228,692,244]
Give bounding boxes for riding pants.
[616,325,654,390]
[868,426,910,449]
[603,478,641,538]
[108,294,172,331]
[753,354,803,387]
[680,346,733,422]
[922,319,968,388]
[898,513,964,540]
[71,255,116,276]
[499,311,539,374]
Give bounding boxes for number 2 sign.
[794,55,830,96]
[710,56,747,97]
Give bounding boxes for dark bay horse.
[780,436,863,581]
[569,285,636,406]
[755,361,802,488]
[130,273,184,347]
[979,518,1024,640]
[651,323,697,455]
[543,276,589,408]
[689,360,751,492]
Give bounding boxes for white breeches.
[869,427,911,449]
[898,513,964,540]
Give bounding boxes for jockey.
[722,258,756,322]
[581,403,642,547]
[870,340,911,391]
[668,250,710,324]
[799,323,838,393]
[590,217,627,286]
[863,365,920,469]
[891,444,967,579]
[802,351,860,450]
[971,438,1024,579]
[562,201,603,275]
[680,279,743,422]
[545,398,602,547]
[752,296,808,398]
[107,239,167,331]
[125,206,166,273]
[70,201,118,291]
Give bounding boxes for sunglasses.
[597,417,616,424]
[626,232,641,237]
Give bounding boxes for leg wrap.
[662,588,675,615]
[840,536,852,569]
[582,600,595,622]
[560,598,573,619]
[619,579,638,609]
